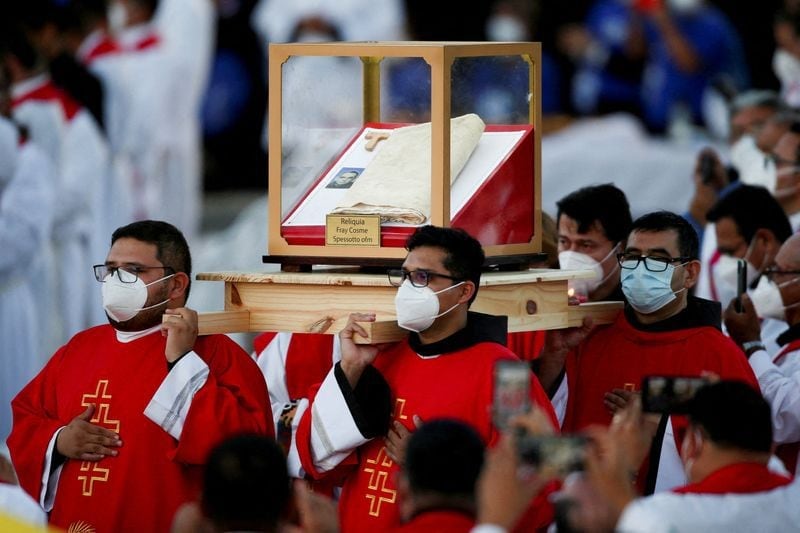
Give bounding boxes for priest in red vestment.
[8,220,272,533]
[293,226,559,533]
[536,211,759,493]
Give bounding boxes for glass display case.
[265,41,543,266]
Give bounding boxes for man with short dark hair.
[590,381,794,532]
[508,184,632,366]
[536,211,758,492]
[172,433,292,533]
[294,225,557,532]
[8,220,272,532]
[555,183,632,303]
[704,184,793,353]
[393,418,485,532]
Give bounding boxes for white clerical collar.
[10,73,50,101]
[115,323,162,343]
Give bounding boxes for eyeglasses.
[768,153,798,167]
[616,253,691,273]
[387,268,462,288]
[93,264,175,284]
[763,267,800,280]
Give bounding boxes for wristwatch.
[741,340,766,357]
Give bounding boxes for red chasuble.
[303,341,557,533]
[562,311,758,432]
[8,325,272,533]
[507,330,546,362]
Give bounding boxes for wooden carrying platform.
[195,269,622,343]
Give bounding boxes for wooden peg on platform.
[364,131,390,151]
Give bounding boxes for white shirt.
[616,476,800,532]
[750,345,800,471]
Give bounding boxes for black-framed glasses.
[768,153,798,168]
[93,264,175,284]
[387,268,462,288]
[616,253,691,273]
[764,267,800,280]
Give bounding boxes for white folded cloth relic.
[330,113,485,224]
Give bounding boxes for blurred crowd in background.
[4,0,793,191]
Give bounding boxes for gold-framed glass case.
[267,41,542,265]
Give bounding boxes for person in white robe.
[10,71,109,340]
[0,117,55,445]
[107,0,212,242]
[153,0,215,243]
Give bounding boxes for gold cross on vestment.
[77,380,120,496]
[78,462,110,496]
[363,447,396,516]
[81,380,120,432]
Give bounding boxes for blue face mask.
[621,262,686,314]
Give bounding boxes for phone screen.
[700,152,715,185]
[492,360,531,432]
[736,259,747,312]
[517,434,588,475]
[641,375,709,414]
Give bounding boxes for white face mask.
[712,254,760,308]
[773,49,800,108]
[101,270,174,322]
[621,262,686,314]
[394,280,465,333]
[107,1,128,35]
[749,274,800,321]
[486,14,528,42]
[729,134,777,193]
[559,245,619,298]
[667,0,702,14]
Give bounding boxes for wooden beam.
[194,270,611,342]
[566,301,623,327]
[196,310,251,336]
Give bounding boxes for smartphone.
[735,259,747,312]
[641,375,709,414]
[492,360,531,432]
[700,152,716,185]
[517,434,588,475]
